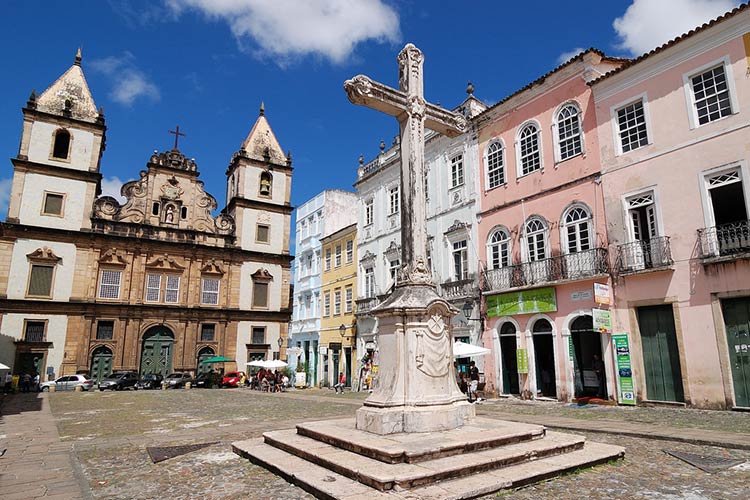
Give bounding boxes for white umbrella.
[0,362,9,370]
[453,341,490,358]
[264,360,288,369]
[246,360,266,367]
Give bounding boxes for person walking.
[21,372,31,393]
[4,372,12,394]
[33,373,40,392]
[468,361,480,403]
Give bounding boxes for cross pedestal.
[345,44,473,434]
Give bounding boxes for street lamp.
[277,336,284,347]
[462,301,474,319]
[339,324,347,338]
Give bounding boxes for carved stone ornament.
[26,247,61,263]
[415,323,449,378]
[445,219,471,236]
[98,249,128,266]
[343,75,373,105]
[408,256,432,285]
[214,213,236,235]
[92,196,120,218]
[145,254,185,271]
[160,177,184,200]
[407,95,425,120]
[257,212,271,224]
[149,149,198,173]
[250,268,273,282]
[360,250,376,266]
[384,240,400,260]
[200,259,225,276]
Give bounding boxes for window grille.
[691,65,732,125]
[98,270,121,299]
[617,100,648,153]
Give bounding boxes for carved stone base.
[355,400,475,435]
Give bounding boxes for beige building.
[0,51,293,382]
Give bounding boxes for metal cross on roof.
[168,125,186,150]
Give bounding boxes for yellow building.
[319,223,357,387]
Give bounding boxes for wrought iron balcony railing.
[698,220,750,258]
[438,276,479,301]
[616,236,673,273]
[355,295,381,315]
[23,331,45,343]
[484,248,608,292]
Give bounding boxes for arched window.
[486,141,505,189]
[500,322,516,336]
[562,205,592,254]
[532,318,553,333]
[259,171,272,197]
[524,217,548,262]
[555,104,583,161]
[518,123,542,176]
[52,129,71,159]
[488,227,511,269]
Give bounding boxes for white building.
[290,190,357,386]
[354,90,487,378]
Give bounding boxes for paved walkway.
[0,393,89,500]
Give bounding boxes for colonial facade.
[289,189,356,386]
[319,223,357,387]
[477,50,624,402]
[354,90,487,380]
[0,52,293,382]
[592,4,750,409]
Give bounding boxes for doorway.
[140,326,174,377]
[196,347,215,376]
[90,346,113,384]
[721,297,750,408]
[637,305,684,402]
[16,352,44,379]
[707,169,749,255]
[499,322,519,395]
[570,316,606,399]
[532,319,556,398]
[344,347,352,386]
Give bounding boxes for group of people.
[455,360,482,403]
[250,368,288,392]
[3,372,40,393]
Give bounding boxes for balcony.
[438,277,479,302]
[484,248,608,292]
[616,236,673,273]
[355,295,382,315]
[698,220,750,259]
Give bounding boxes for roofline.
[320,222,357,243]
[589,3,750,86]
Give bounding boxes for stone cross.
[345,44,468,286]
[168,125,186,150]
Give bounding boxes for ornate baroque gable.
[250,268,273,281]
[26,247,62,263]
[145,254,186,271]
[98,249,128,267]
[201,259,225,276]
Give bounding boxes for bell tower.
[7,48,106,231]
[225,104,293,254]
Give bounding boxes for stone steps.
[264,428,585,491]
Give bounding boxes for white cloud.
[90,52,160,106]
[0,178,12,219]
[613,0,740,56]
[165,0,401,64]
[100,176,126,203]
[557,47,585,65]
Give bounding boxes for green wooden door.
[140,327,174,377]
[90,347,113,384]
[721,298,750,408]
[637,305,684,402]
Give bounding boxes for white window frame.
[389,186,400,215]
[325,248,332,271]
[610,93,653,156]
[324,292,331,316]
[365,198,374,226]
[145,273,162,302]
[389,258,400,285]
[682,56,739,130]
[345,287,353,313]
[515,120,543,178]
[201,277,220,305]
[450,154,464,188]
[697,161,750,230]
[335,245,342,267]
[165,275,180,304]
[98,269,122,300]
[552,101,584,163]
[452,240,469,280]
[334,290,342,315]
[364,267,375,298]
[487,226,511,270]
[621,186,664,243]
[560,204,593,254]
[485,140,506,190]
[523,217,549,262]
[345,240,353,263]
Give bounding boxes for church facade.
[0,52,293,382]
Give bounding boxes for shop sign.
[592,308,612,333]
[486,287,557,317]
[568,336,574,361]
[516,348,529,374]
[571,290,593,301]
[594,283,610,305]
[612,334,636,406]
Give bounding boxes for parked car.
[97,371,137,391]
[135,373,163,390]
[164,372,193,388]
[193,373,213,388]
[40,374,95,392]
[221,371,247,388]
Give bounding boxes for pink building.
[477,51,624,401]
[591,4,750,409]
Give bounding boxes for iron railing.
[616,236,673,272]
[484,248,608,292]
[438,276,479,301]
[23,330,45,342]
[698,220,750,258]
[355,296,381,315]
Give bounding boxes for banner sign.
[592,308,612,333]
[594,283,611,305]
[612,334,636,406]
[516,348,529,374]
[486,287,557,317]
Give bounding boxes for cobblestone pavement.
[1,389,747,500]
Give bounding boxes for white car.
[40,374,95,392]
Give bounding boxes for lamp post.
[339,324,347,339]
[462,301,485,342]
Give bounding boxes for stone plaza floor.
[0,388,748,499]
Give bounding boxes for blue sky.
[0,0,741,224]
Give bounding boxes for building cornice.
[11,158,102,184]
[22,107,107,133]
[227,197,293,215]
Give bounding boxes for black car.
[193,373,213,388]
[99,371,139,391]
[135,373,164,390]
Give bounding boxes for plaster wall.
[239,261,284,311]
[0,313,69,375]
[239,209,286,253]
[236,320,282,365]
[18,173,88,230]
[7,239,77,301]
[28,122,95,171]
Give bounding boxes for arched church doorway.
[571,315,607,399]
[140,326,174,377]
[499,322,519,395]
[532,319,557,398]
[90,346,113,384]
[197,347,215,376]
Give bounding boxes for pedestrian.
[3,372,12,394]
[21,372,31,393]
[468,361,480,402]
[592,354,606,399]
[333,372,346,394]
[33,372,40,392]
